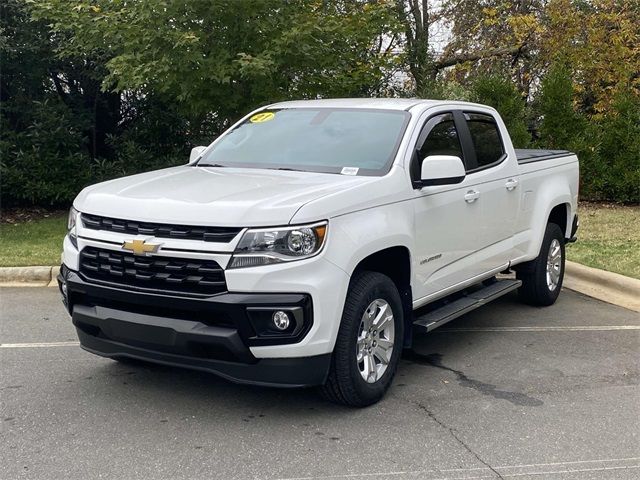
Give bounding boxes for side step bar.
[413,279,522,333]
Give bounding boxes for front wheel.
[517,222,565,306]
[320,271,404,407]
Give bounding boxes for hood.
[74,166,376,226]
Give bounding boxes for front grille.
[79,247,227,295]
[82,213,242,243]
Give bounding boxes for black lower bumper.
[76,326,331,387]
[60,269,330,387]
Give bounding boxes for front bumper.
[59,269,331,387]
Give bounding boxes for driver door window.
[413,113,464,181]
[418,114,463,159]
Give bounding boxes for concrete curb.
[0,266,60,288]
[1,262,638,312]
[563,261,640,313]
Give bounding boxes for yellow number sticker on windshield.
[249,112,275,123]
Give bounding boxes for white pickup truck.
[59,99,579,406]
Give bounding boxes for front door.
[411,112,484,300]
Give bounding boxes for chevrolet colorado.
[59,99,579,406]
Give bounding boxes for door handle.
[464,190,480,203]
[505,178,519,191]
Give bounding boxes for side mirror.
[189,146,207,164]
[418,155,466,187]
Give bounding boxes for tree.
[395,0,534,96]
[30,0,403,133]
[470,75,530,147]
[536,63,586,150]
[1,0,92,205]
[541,0,640,116]
[593,93,640,202]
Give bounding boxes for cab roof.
[266,98,490,112]
[267,98,434,111]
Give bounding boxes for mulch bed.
[1,208,67,225]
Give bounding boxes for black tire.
[517,222,565,306]
[320,271,404,407]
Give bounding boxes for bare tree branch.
[434,46,525,70]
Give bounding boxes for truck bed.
[515,149,572,164]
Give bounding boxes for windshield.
[197,108,410,176]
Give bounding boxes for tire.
[517,222,565,306]
[320,271,404,407]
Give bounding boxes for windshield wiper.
[270,167,306,172]
[197,163,228,168]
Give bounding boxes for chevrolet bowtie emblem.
[122,239,161,256]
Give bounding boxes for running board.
[413,279,522,333]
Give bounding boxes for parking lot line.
[0,341,80,348]
[1,324,639,349]
[275,457,640,480]
[437,325,640,332]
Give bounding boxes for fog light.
[272,311,290,331]
[61,281,68,297]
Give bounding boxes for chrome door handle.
[464,190,480,203]
[505,178,519,191]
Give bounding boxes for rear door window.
[464,112,504,169]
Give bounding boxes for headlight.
[67,207,79,247]
[228,222,327,269]
[67,207,79,232]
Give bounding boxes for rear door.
[455,111,520,271]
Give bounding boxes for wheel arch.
[523,184,574,262]
[548,202,571,239]
[351,246,414,348]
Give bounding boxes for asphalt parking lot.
[1,286,638,480]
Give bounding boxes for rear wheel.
[517,223,565,306]
[320,271,404,407]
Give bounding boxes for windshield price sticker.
[249,112,275,123]
[341,167,359,176]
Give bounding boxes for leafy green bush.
[469,75,531,148]
[592,93,640,202]
[536,64,588,149]
[1,99,93,206]
[536,64,639,203]
[0,97,188,207]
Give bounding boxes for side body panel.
[511,156,579,264]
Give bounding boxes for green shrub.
[592,93,640,202]
[0,95,190,207]
[469,75,531,148]
[536,64,588,149]
[1,99,93,206]
[537,64,639,203]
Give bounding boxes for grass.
[0,214,67,267]
[566,203,640,279]
[0,204,638,279]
